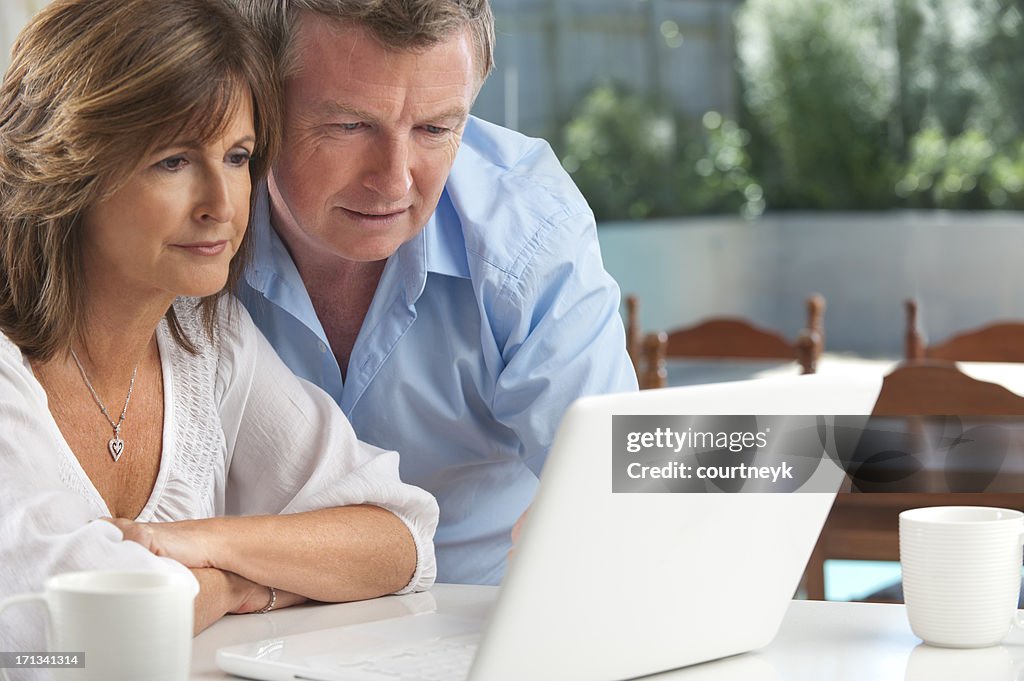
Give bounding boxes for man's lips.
[340,207,408,225]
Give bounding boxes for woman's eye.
[158,156,187,171]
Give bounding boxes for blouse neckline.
[25,321,176,521]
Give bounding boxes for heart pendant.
[108,437,125,462]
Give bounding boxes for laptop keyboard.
[330,633,480,681]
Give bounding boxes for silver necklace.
[70,349,139,462]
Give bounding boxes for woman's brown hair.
[0,0,281,359]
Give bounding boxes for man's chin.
[328,223,424,263]
[331,239,404,264]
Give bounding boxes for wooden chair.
[625,296,665,390]
[639,331,667,392]
[626,294,826,390]
[803,362,1024,601]
[625,295,643,380]
[905,298,1024,362]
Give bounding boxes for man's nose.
[363,137,413,202]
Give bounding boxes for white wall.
[598,212,1024,357]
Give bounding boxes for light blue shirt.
[239,117,637,584]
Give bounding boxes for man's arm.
[490,207,638,476]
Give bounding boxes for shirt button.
[318,342,328,353]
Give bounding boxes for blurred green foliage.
[561,85,762,221]
[561,0,1024,219]
[899,127,1024,209]
[738,0,1024,211]
[737,0,901,209]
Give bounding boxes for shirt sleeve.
[213,299,438,593]
[490,208,639,476]
[0,342,196,665]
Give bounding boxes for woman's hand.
[229,581,309,614]
[104,519,311,626]
[107,507,413,603]
[190,568,305,630]
[104,517,216,568]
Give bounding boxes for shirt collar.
[397,187,472,303]
[246,180,277,291]
[423,187,471,280]
[246,182,296,292]
[244,182,328,339]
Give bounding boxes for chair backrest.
[858,361,1024,495]
[905,298,1024,363]
[805,361,1024,599]
[626,294,826,389]
[872,361,1024,416]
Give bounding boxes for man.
[233,0,637,585]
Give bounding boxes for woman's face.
[81,96,256,306]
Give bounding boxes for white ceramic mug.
[0,570,197,681]
[900,506,1024,648]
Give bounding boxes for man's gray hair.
[231,0,495,83]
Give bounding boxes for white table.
[190,584,1024,681]
[666,354,1024,399]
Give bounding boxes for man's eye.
[227,150,252,166]
[423,125,448,135]
[334,123,363,131]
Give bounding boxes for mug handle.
[0,593,50,681]
[1016,528,1024,630]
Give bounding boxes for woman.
[0,0,438,653]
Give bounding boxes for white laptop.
[217,374,882,681]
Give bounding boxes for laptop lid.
[217,374,881,681]
[470,373,880,681]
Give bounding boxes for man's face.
[270,15,477,263]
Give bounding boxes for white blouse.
[0,296,438,664]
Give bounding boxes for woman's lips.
[174,240,228,256]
